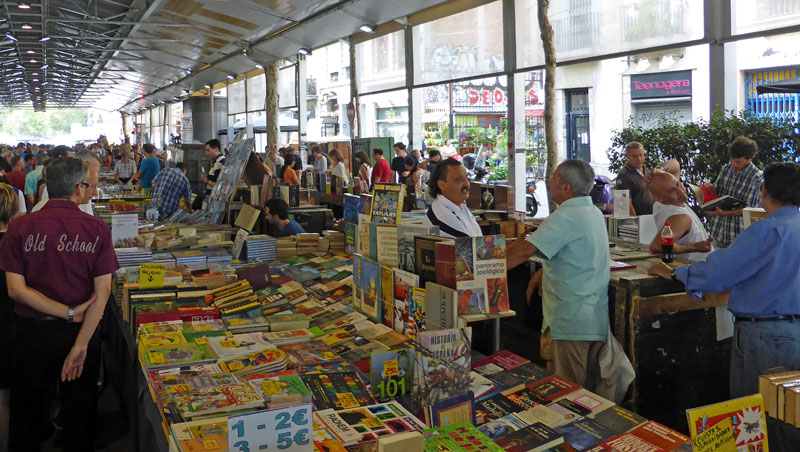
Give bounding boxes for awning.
[526,109,544,118]
[756,78,800,95]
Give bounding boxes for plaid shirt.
[150,167,192,218]
[709,162,763,247]
[113,159,136,179]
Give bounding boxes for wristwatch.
[670,268,679,281]
[67,308,75,322]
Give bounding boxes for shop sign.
[631,70,692,99]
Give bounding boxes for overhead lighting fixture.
[204,84,211,89]
[635,57,650,72]
[297,47,310,55]
[21,24,32,30]
[29,59,37,63]
[27,50,35,54]
[227,74,235,80]
[41,81,47,85]
[658,54,682,70]
[18,2,31,9]
[39,35,50,42]
[40,64,47,69]
[255,64,263,69]
[31,72,38,75]
[6,34,18,42]
[32,78,38,82]
[359,24,377,33]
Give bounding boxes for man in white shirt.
[422,158,482,238]
[34,151,98,215]
[648,171,713,261]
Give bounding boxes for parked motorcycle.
[526,177,539,217]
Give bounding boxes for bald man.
[648,171,713,262]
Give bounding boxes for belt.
[15,314,61,322]
[734,315,800,322]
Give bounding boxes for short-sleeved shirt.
[114,159,136,179]
[313,155,327,173]
[151,168,193,219]
[391,156,407,183]
[5,171,27,191]
[206,154,226,193]
[371,158,391,186]
[709,162,763,248]
[139,156,161,189]
[23,165,44,195]
[278,219,305,237]
[526,196,610,341]
[615,164,653,215]
[0,199,119,318]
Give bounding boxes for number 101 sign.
[228,403,312,452]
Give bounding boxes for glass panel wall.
[360,90,409,145]
[732,0,800,35]
[356,30,406,93]
[306,42,352,141]
[279,66,297,108]
[413,1,504,85]
[247,74,266,112]
[228,80,246,115]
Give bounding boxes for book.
[494,422,565,452]
[686,393,769,452]
[370,183,405,224]
[525,374,581,403]
[171,382,264,420]
[413,328,472,413]
[139,331,188,350]
[217,349,288,376]
[142,343,216,370]
[415,236,451,285]
[472,350,530,373]
[381,265,394,328]
[701,195,746,211]
[478,413,529,441]
[409,287,426,341]
[359,257,382,323]
[170,416,229,452]
[343,193,361,222]
[591,405,647,435]
[470,371,496,399]
[282,341,339,367]
[515,404,578,429]
[317,401,425,446]
[378,431,424,452]
[422,423,505,452]
[267,312,309,332]
[758,370,800,418]
[423,282,460,330]
[246,369,313,408]
[555,418,616,451]
[392,268,419,337]
[486,362,553,389]
[476,393,524,424]
[345,221,357,255]
[626,421,690,451]
[428,391,476,427]
[207,333,275,359]
[376,224,399,268]
[301,371,376,411]
[553,388,615,418]
[370,349,415,403]
[503,386,548,411]
[397,223,439,274]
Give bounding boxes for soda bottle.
[661,221,674,263]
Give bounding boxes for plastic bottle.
[661,222,674,263]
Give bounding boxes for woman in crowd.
[329,150,350,185]
[355,150,372,188]
[404,156,425,209]
[0,182,20,448]
[282,158,301,186]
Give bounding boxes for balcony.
[552,2,600,51]
[620,0,687,42]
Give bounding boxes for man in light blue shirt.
[507,160,610,388]
[650,162,800,398]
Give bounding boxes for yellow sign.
[337,393,359,409]
[384,359,399,377]
[139,263,165,288]
[692,418,736,452]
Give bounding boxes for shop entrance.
[566,89,590,162]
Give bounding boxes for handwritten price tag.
[139,263,165,289]
[383,359,399,377]
[228,403,312,452]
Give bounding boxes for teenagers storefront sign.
[631,70,692,99]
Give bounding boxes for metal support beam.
[705,0,731,114]
[297,55,307,149]
[502,0,522,213]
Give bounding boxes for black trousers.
[9,317,101,452]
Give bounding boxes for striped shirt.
[113,159,137,179]
[709,162,763,248]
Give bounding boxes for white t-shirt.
[333,161,350,185]
[440,145,458,160]
[34,187,94,215]
[653,201,712,262]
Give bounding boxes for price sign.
[383,359,399,377]
[139,263,165,289]
[229,403,312,452]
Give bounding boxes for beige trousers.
[540,329,603,390]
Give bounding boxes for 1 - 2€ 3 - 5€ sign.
[228,403,312,452]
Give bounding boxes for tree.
[538,0,558,212]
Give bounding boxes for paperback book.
[370,183,405,224]
[412,328,472,413]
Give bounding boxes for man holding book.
[705,136,763,248]
[0,156,119,451]
[649,162,800,398]
[422,158,482,238]
[506,160,613,391]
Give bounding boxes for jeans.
[730,319,800,399]
[9,317,101,452]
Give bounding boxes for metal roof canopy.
[0,0,448,112]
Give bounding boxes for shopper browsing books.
[422,158,482,238]
[282,158,301,186]
[370,147,391,187]
[705,136,764,248]
[0,157,120,451]
[506,160,625,395]
[264,198,305,237]
[113,151,137,185]
[150,167,193,219]
[137,143,161,189]
[649,162,800,399]
[614,141,654,215]
[647,171,713,262]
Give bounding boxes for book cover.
[345,221,357,255]
[359,257,382,323]
[357,214,371,256]
[320,401,425,445]
[503,386,548,411]
[207,333,274,359]
[470,371,495,399]
[486,362,553,389]
[478,413,529,441]
[456,235,509,315]
[515,404,578,429]
[435,241,457,289]
[143,343,216,370]
[701,195,745,211]
[555,418,616,451]
[423,282,459,331]
[111,213,140,248]
[282,341,339,367]
[429,391,476,427]
[526,374,581,403]
[422,423,505,452]
[371,330,410,349]
[592,405,647,435]
[494,422,564,452]
[410,287,426,341]
[171,382,264,419]
[686,393,768,452]
[380,265,394,328]
[476,393,524,424]
[376,224,399,268]
[413,328,472,414]
[170,416,229,452]
[139,331,188,350]
[472,350,530,372]
[415,236,451,285]
[370,349,415,403]
[397,223,439,274]
[392,268,419,337]
[217,349,288,375]
[553,388,615,418]
[343,193,361,222]
[246,369,312,408]
[301,371,376,411]
[626,421,690,451]
[370,183,405,224]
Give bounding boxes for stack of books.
[115,248,152,267]
[173,250,208,267]
[297,233,320,255]
[243,235,277,261]
[204,248,233,265]
[151,251,177,267]
[218,348,288,377]
[323,230,345,254]
[276,237,297,258]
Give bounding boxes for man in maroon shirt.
[4,155,26,191]
[0,156,120,452]
[370,147,391,188]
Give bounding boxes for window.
[413,2,504,85]
[356,30,406,93]
[330,72,339,83]
[733,0,800,34]
[228,80,245,114]
[247,74,266,112]
[360,90,409,145]
[279,66,297,108]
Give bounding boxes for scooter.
[526,177,539,217]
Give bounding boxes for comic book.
[686,393,769,452]
[409,287,426,341]
[422,423,504,452]
[412,328,472,414]
[359,257,382,323]
[316,401,426,446]
[370,349,415,404]
[246,369,313,408]
[392,268,419,337]
[142,343,216,370]
[300,371,376,411]
[206,332,275,359]
[369,183,405,224]
[170,416,229,452]
[171,382,264,419]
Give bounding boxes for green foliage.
[0,108,88,140]
[608,107,800,185]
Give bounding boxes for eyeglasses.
[78,182,97,190]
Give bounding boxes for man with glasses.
[33,150,99,215]
[0,156,119,451]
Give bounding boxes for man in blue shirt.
[264,198,305,237]
[136,143,160,189]
[650,162,800,398]
[507,160,611,390]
